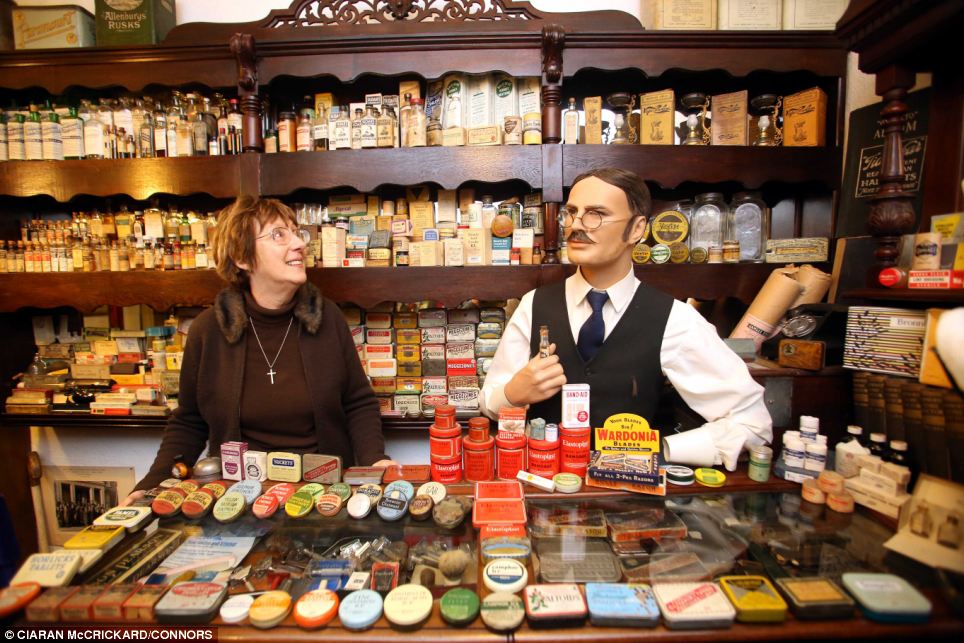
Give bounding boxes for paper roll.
[663,431,717,468]
[791,264,832,307]
[729,269,803,349]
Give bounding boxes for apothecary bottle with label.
[690,192,726,252]
[728,191,768,262]
[62,107,85,160]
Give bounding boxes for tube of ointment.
[662,431,717,468]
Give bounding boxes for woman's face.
[246,215,307,294]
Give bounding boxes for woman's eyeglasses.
[256,227,311,245]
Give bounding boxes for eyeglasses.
[559,210,629,231]
[256,226,311,245]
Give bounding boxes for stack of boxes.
[345,303,506,416]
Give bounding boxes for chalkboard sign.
[837,88,931,238]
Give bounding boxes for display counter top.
[7,486,962,641]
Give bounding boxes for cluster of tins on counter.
[562,86,827,147]
[634,192,769,264]
[0,206,218,274]
[0,91,245,161]
[1,475,936,629]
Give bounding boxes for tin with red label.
[433,405,457,429]
[431,453,464,484]
[496,430,527,481]
[430,421,463,458]
[527,438,561,478]
[560,426,591,476]
[464,417,496,482]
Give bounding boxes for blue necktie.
[577,290,609,362]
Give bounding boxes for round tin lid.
[650,243,671,264]
[432,498,467,530]
[417,481,447,504]
[383,584,434,627]
[181,490,214,520]
[315,493,344,517]
[338,589,384,631]
[694,468,726,487]
[249,590,292,629]
[200,481,228,499]
[174,479,199,493]
[219,593,255,624]
[356,483,383,502]
[384,480,415,501]
[212,492,247,523]
[159,478,180,488]
[298,482,326,498]
[483,558,528,594]
[651,210,689,245]
[0,583,41,619]
[480,592,525,631]
[327,482,352,502]
[552,473,582,493]
[285,490,317,518]
[376,493,409,522]
[690,246,708,263]
[151,490,184,517]
[294,589,339,629]
[227,480,263,505]
[346,493,373,519]
[408,494,434,520]
[264,482,296,503]
[439,587,480,626]
[252,493,279,519]
[665,465,696,485]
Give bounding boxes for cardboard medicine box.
[13,5,96,49]
[95,0,175,47]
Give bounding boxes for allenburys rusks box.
[95,0,175,46]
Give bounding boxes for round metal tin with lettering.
[200,481,228,499]
[220,593,255,624]
[249,590,292,629]
[338,589,383,631]
[651,210,689,245]
[294,588,339,629]
[227,480,263,505]
[695,467,726,488]
[346,492,373,519]
[690,246,708,263]
[440,587,480,626]
[669,241,690,263]
[181,489,215,520]
[384,480,415,501]
[552,473,582,494]
[383,584,434,628]
[483,558,528,594]
[151,490,185,517]
[433,497,467,530]
[632,242,651,264]
[376,492,409,522]
[650,243,671,264]
[212,491,247,523]
[480,592,525,631]
[665,465,696,486]
[252,493,280,519]
[408,495,434,521]
[264,482,296,504]
[356,483,383,502]
[315,493,344,517]
[285,490,317,518]
[416,481,446,504]
[174,479,199,494]
[298,482,326,498]
[327,482,352,502]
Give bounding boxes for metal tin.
[694,468,726,487]
[94,506,153,532]
[294,589,339,629]
[328,482,352,502]
[252,493,280,519]
[285,489,318,518]
[653,582,736,629]
[719,575,787,622]
[650,243,671,264]
[527,438,561,478]
[480,592,525,631]
[665,465,696,486]
[315,493,345,517]
[376,492,409,521]
[408,495,434,521]
[416,482,447,504]
[560,426,591,476]
[482,558,527,594]
[440,587,480,626]
[651,210,689,245]
[431,453,463,483]
[209,492,244,523]
[219,594,254,625]
[552,472,582,494]
[383,584,433,628]
[181,490,214,520]
[249,590,292,629]
[632,242,651,264]
[774,577,855,620]
[383,480,415,501]
[585,583,660,627]
[226,480,262,505]
[523,583,588,628]
[154,582,228,624]
[339,589,383,630]
[841,573,931,623]
[346,492,373,519]
[356,483,384,502]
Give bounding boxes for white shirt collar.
[567,266,639,313]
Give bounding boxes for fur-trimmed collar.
[214,283,324,344]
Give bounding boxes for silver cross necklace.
[248,316,293,384]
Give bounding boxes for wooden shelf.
[563,145,843,190]
[0,413,434,432]
[260,146,543,194]
[0,263,792,313]
[842,288,964,305]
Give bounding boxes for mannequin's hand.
[504,343,567,406]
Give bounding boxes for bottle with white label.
[331,107,351,150]
[350,108,364,150]
[113,98,133,144]
[6,114,25,161]
[61,107,85,160]
[359,105,378,149]
[153,103,168,158]
[0,114,8,161]
[312,105,328,151]
[296,110,313,151]
[177,119,196,157]
[41,112,64,160]
[24,112,43,160]
[563,97,580,144]
[138,112,155,158]
[83,116,105,159]
[166,121,179,158]
[227,99,243,139]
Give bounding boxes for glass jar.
[690,192,726,252]
[278,111,297,152]
[747,445,773,482]
[728,191,768,262]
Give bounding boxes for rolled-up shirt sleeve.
[660,300,773,470]
[480,291,536,419]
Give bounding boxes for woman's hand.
[119,490,146,507]
[371,459,398,467]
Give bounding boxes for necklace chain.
[248,316,294,384]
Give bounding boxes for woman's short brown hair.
[211,196,298,287]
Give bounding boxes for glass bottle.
[376,106,395,148]
[71,235,83,271]
[195,243,209,269]
[296,109,313,151]
[690,192,726,252]
[131,99,148,155]
[24,111,43,160]
[481,195,497,229]
[172,241,181,270]
[563,97,580,144]
[360,105,378,149]
[176,117,194,156]
[910,501,933,537]
[0,114,6,161]
[58,107,83,160]
[278,111,296,153]
[6,114,25,161]
[138,111,155,158]
[312,104,328,151]
[264,129,278,154]
[118,241,130,271]
[166,120,178,158]
[178,210,192,243]
[399,93,413,146]
[153,100,168,157]
[0,242,6,273]
[407,98,427,147]
[728,191,768,262]
[227,98,243,140]
[330,106,351,150]
[96,98,114,129]
[113,98,133,142]
[143,241,155,269]
[426,117,443,147]
[41,111,63,160]
[938,515,961,548]
[350,108,364,150]
[192,110,209,156]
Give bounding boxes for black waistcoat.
[527,279,673,438]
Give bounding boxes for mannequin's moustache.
[566,231,595,244]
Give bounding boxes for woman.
[124,196,393,502]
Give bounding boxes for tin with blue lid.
[585,583,660,627]
[338,589,384,630]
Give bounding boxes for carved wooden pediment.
[263,0,540,28]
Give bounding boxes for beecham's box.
[95,0,175,46]
[13,5,96,49]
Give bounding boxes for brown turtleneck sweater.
[241,292,316,452]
